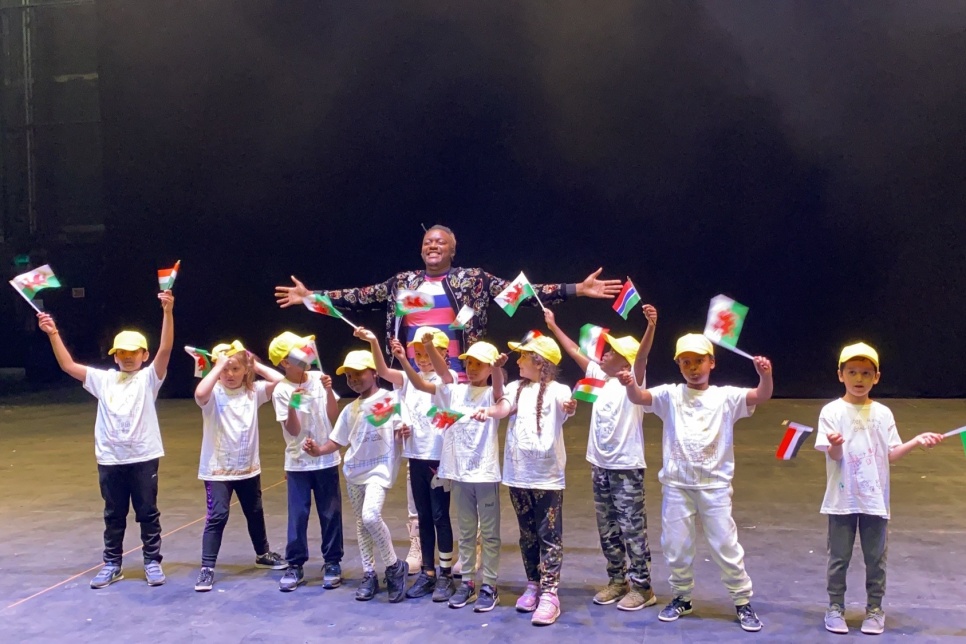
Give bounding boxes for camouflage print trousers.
[592,465,652,590]
[508,487,563,593]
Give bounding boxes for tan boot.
[405,518,421,574]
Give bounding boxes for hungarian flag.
[395,289,434,316]
[9,264,61,300]
[426,406,464,430]
[776,420,814,460]
[158,260,181,291]
[184,345,213,378]
[704,294,749,350]
[365,396,401,427]
[304,293,344,319]
[612,279,641,319]
[494,272,536,317]
[449,304,474,330]
[289,389,312,412]
[579,324,609,361]
[573,377,605,403]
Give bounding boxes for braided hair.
[512,352,559,435]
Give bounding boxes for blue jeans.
[285,466,343,567]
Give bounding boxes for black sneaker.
[322,562,342,589]
[474,584,499,613]
[658,596,693,622]
[279,565,304,592]
[255,551,287,570]
[406,570,436,599]
[432,573,456,602]
[448,581,476,609]
[355,571,379,601]
[736,603,762,632]
[194,566,215,592]
[386,560,409,603]
[90,564,123,589]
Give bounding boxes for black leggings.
[409,458,453,569]
[201,475,270,567]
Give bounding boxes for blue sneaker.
[144,561,165,586]
[90,564,123,589]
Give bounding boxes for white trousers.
[346,482,397,572]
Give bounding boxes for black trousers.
[97,458,162,565]
[285,467,344,567]
[201,475,270,567]
[409,458,454,569]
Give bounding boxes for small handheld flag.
[158,260,181,291]
[578,324,609,362]
[395,289,435,316]
[365,396,401,427]
[940,425,966,457]
[289,389,312,412]
[301,339,325,375]
[184,345,213,378]
[573,377,605,403]
[426,406,464,430]
[450,304,474,330]
[9,264,61,313]
[703,294,753,359]
[612,279,641,319]
[304,293,358,329]
[776,420,814,460]
[495,272,539,316]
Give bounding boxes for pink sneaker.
[531,592,561,626]
[515,581,540,612]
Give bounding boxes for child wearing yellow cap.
[192,340,286,592]
[476,332,576,626]
[267,332,344,593]
[621,330,773,632]
[816,342,943,635]
[36,291,174,589]
[544,305,658,612]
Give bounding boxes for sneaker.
[618,586,657,612]
[432,573,456,602]
[861,607,885,635]
[736,603,762,632]
[531,592,561,626]
[144,560,166,586]
[474,584,499,613]
[658,596,693,622]
[355,571,379,601]
[194,566,215,592]
[593,580,629,605]
[405,519,422,574]
[515,581,540,612]
[825,603,848,634]
[90,564,123,589]
[279,565,305,592]
[406,570,436,599]
[386,560,409,603]
[322,562,342,589]
[449,580,476,609]
[255,551,287,570]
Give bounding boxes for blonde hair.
[512,352,558,435]
[224,351,256,393]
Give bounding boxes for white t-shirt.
[815,399,902,519]
[435,383,501,483]
[501,380,574,490]
[397,370,458,460]
[643,384,754,489]
[272,372,341,472]
[197,381,269,481]
[84,367,165,465]
[585,362,646,470]
[329,388,408,488]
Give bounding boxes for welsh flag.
[184,345,213,378]
[776,421,814,460]
[426,406,464,430]
[304,293,344,319]
[449,304,474,330]
[289,389,312,412]
[494,272,536,317]
[573,377,605,403]
[579,324,609,362]
[9,264,61,300]
[287,347,312,369]
[158,260,181,291]
[365,396,401,427]
[612,279,641,320]
[704,294,750,352]
[395,289,434,316]
[301,339,325,374]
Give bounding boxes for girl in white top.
[193,341,286,592]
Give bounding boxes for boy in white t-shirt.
[816,342,943,636]
[623,332,773,633]
[36,291,174,589]
[268,332,344,593]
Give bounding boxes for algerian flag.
[494,272,536,317]
[304,293,344,319]
[579,324,609,362]
[573,377,605,403]
[703,294,753,359]
[365,396,401,427]
[10,264,61,312]
[426,406,464,430]
[449,304,474,330]
[184,345,213,378]
[158,260,181,291]
[290,389,312,412]
[395,289,434,316]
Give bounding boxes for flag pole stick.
[942,425,966,438]
[12,287,42,314]
[340,315,359,331]
[716,342,754,360]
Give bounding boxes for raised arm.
[745,356,774,407]
[321,374,339,425]
[421,334,453,385]
[355,327,403,387]
[633,304,658,383]
[195,356,226,406]
[390,338,436,394]
[889,432,944,462]
[618,369,652,406]
[253,358,284,397]
[543,309,590,371]
[152,291,175,379]
[491,353,507,401]
[36,313,88,382]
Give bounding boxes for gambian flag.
[494,272,536,317]
[395,289,434,316]
[776,420,814,460]
[612,279,641,319]
[704,294,749,350]
[9,264,61,300]
[304,293,344,319]
[158,260,180,291]
[426,406,464,430]
[573,377,605,403]
[449,304,474,330]
[289,389,312,412]
[184,345,213,378]
[366,396,401,427]
[579,324,609,361]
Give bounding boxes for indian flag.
[158,260,180,291]
[578,324,609,362]
[449,304,474,330]
[365,396,401,427]
[704,294,749,350]
[776,421,814,460]
[494,272,536,317]
[289,390,312,412]
[612,279,641,319]
[184,345,213,378]
[426,406,464,430]
[395,289,434,316]
[304,293,344,320]
[9,264,61,300]
[573,377,605,403]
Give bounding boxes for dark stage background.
[8,1,966,399]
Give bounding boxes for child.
[816,342,943,635]
[302,349,411,603]
[622,333,773,632]
[477,333,576,626]
[354,326,459,601]
[544,305,658,611]
[268,332,344,592]
[193,341,287,592]
[36,292,173,589]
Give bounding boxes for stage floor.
[1,395,964,643]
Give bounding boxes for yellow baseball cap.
[839,342,879,371]
[268,331,314,366]
[109,330,148,355]
[674,333,714,360]
[604,333,639,363]
[508,334,562,365]
[458,341,499,365]
[336,349,377,375]
[408,326,450,350]
[211,340,246,360]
